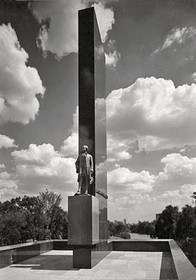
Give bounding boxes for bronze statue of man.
[75,145,94,195]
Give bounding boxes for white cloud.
[12,143,59,166]
[105,39,121,67]
[113,193,152,210]
[93,2,115,43]
[61,98,107,158]
[61,107,78,157]
[151,184,195,218]
[159,184,195,203]
[0,23,45,124]
[108,166,155,192]
[61,132,78,158]
[61,76,196,163]
[0,170,18,201]
[0,134,17,149]
[0,187,18,201]
[154,27,196,54]
[108,184,195,222]
[107,77,196,150]
[30,0,85,58]
[108,191,155,222]
[157,153,196,187]
[0,171,10,180]
[105,50,121,67]
[191,72,196,82]
[30,0,115,58]
[108,152,196,222]
[11,143,77,193]
[107,134,132,162]
[0,164,5,169]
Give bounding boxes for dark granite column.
[79,5,108,244]
[68,7,109,268]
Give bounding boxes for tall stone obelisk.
[68,7,108,268]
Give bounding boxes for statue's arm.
[90,155,94,174]
[75,156,79,173]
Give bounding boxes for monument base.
[73,242,111,268]
[68,195,110,268]
[68,195,99,245]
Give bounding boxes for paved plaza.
[0,250,169,280]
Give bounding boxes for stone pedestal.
[68,195,100,268]
[68,195,99,246]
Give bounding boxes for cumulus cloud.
[61,76,196,162]
[105,50,121,67]
[159,184,195,205]
[113,193,152,211]
[0,23,45,124]
[108,151,196,218]
[0,170,18,201]
[61,132,78,158]
[191,72,196,82]
[108,184,195,222]
[157,153,196,188]
[108,166,155,192]
[11,143,77,193]
[108,153,196,222]
[104,39,121,67]
[61,107,78,157]
[61,103,131,163]
[107,77,196,150]
[93,2,115,43]
[12,143,59,166]
[107,134,132,162]
[0,164,5,169]
[30,0,85,58]
[108,152,196,195]
[153,27,196,54]
[30,0,115,58]
[61,98,107,158]
[0,134,17,149]
[0,171,10,180]
[108,192,152,222]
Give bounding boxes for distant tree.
[120,231,131,239]
[108,220,128,237]
[155,205,179,239]
[0,190,68,246]
[128,220,156,237]
[191,192,196,205]
[114,221,126,236]
[0,209,28,245]
[176,205,196,241]
[39,189,63,238]
[108,221,115,237]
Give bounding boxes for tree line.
[108,204,196,242]
[108,196,196,266]
[0,190,68,246]
[108,194,196,242]
[0,190,195,267]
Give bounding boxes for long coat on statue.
[75,152,94,177]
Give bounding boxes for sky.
[0,0,196,223]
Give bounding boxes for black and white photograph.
[0,0,196,279]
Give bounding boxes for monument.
[68,7,108,268]
[75,145,94,195]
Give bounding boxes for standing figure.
[75,145,94,195]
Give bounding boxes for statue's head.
[82,145,88,152]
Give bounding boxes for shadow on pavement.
[10,253,79,271]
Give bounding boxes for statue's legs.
[80,174,90,194]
